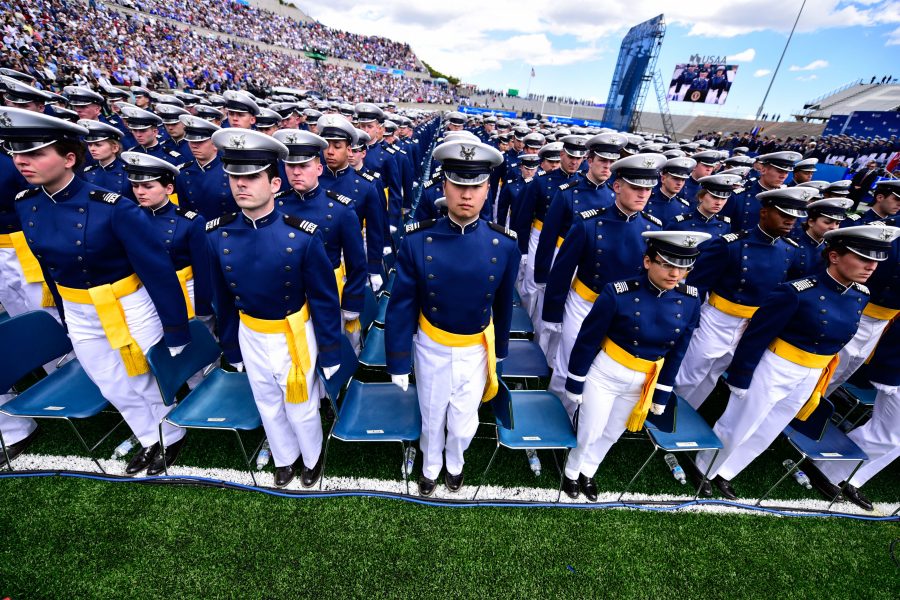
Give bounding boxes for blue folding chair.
[373,294,390,328]
[381,269,396,297]
[831,382,876,430]
[512,287,522,307]
[358,324,387,370]
[501,339,550,389]
[619,396,724,500]
[0,311,119,472]
[360,285,378,337]
[147,320,263,482]
[475,382,576,500]
[510,306,535,339]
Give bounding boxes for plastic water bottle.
[783,459,813,489]
[526,449,542,477]
[664,453,687,484]
[111,435,138,459]
[403,446,417,477]
[256,440,271,471]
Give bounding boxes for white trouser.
[675,302,749,409]
[696,350,821,481]
[549,290,593,420]
[520,227,542,320]
[239,317,323,469]
[564,351,643,479]
[63,287,184,448]
[816,383,900,487]
[534,246,560,358]
[825,314,891,396]
[414,329,487,480]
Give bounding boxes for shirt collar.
[583,173,606,189]
[292,184,321,202]
[823,268,851,294]
[326,165,350,178]
[613,200,639,222]
[198,155,219,171]
[241,208,277,229]
[805,228,824,246]
[149,200,172,216]
[644,275,669,297]
[43,174,80,202]
[755,224,780,245]
[447,214,480,234]
[694,207,714,222]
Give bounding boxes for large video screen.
[667,63,738,105]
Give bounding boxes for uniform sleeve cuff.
[565,378,585,395]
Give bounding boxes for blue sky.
[291,0,900,119]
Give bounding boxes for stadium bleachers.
[799,82,900,121]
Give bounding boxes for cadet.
[118,104,185,165]
[62,86,106,124]
[722,151,801,231]
[666,174,740,238]
[255,108,284,136]
[155,103,191,155]
[1,75,54,113]
[562,231,706,500]
[643,156,694,226]
[272,129,367,338]
[174,115,236,219]
[382,119,415,212]
[4,108,190,475]
[207,129,342,488]
[496,153,541,227]
[79,120,134,200]
[674,188,808,411]
[694,225,898,500]
[355,103,403,233]
[789,157,818,186]
[385,139,517,496]
[541,154,666,417]
[223,90,259,129]
[316,114,387,290]
[789,197,852,276]
[680,150,721,202]
[843,180,900,226]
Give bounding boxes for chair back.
[491,380,514,431]
[788,398,834,441]
[360,285,378,334]
[0,311,71,392]
[147,320,222,405]
[644,392,678,433]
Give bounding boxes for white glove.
[323,365,339,380]
[342,310,360,322]
[389,225,398,234]
[543,320,562,334]
[567,390,583,405]
[391,373,409,391]
[727,384,748,399]
[168,344,186,357]
[649,403,666,416]
[383,246,393,256]
[231,361,244,372]
[369,274,384,292]
[520,255,527,267]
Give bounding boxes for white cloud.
[887,26,900,45]
[754,69,772,77]
[789,60,830,71]
[796,74,819,81]
[727,48,756,62]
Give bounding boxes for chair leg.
[695,449,719,501]
[65,418,106,474]
[619,443,658,501]
[89,417,127,453]
[756,453,805,506]
[0,428,12,471]
[557,449,571,502]
[319,433,333,491]
[473,441,500,500]
[829,459,866,511]
[831,397,859,428]
[233,429,258,487]
[399,441,409,496]
[158,421,168,477]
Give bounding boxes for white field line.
[5,452,898,518]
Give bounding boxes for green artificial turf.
[1,476,898,599]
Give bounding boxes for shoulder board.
[782,237,799,248]
[488,222,517,240]
[174,206,198,220]
[509,162,518,169]
[677,197,690,206]
[845,213,862,221]
[176,161,194,170]
[505,178,514,185]
[283,214,318,235]
[558,182,572,191]
[82,164,96,173]
[535,169,546,177]
[733,186,745,194]
[790,278,816,292]
[611,280,640,294]
[578,208,602,220]
[852,282,870,295]
[397,148,408,155]
[205,212,236,232]
[14,187,40,201]
[722,232,745,243]
[641,212,663,227]
[89,190,121,205]
[384,146,397,154]
[523,176,534,184]
[719,215,731,223]
[404,219,436,235]
[326,189,353,206]
[369,170,381,179]
[676,283,699,297]
[674,214,689,222]
[423,178,437,189]
[168,150,181,158]
[359,170,376,182]
[274,190,290,200]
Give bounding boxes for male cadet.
[223,90,259,129]
[667,174,741,238]
[272,129,367,342]
[1,75,53,113]
[496,153,541,227]
[315,114,387,292]
[644,156,696,226]
[823,179,852,199]
[788,196,852,276]
[118,103,186,165]
[443,111,466,132]
[383,119,415,211]
[843,180,900,225]
[355,103,403,232]
[513,135,585,321]
[195,104,226,127]
[155,103,191,155]
[62,85,106,123]
[385,139,518,496]
[254,108,283,136]
[207,129,342,488]
[541,154,666,417]
[79,120,135,200]
[788,158,817,186]
[722,151,801,231]
[681,150,722,202]
[175,115,236,219]
[131,86,152,109]
[396,116,422,174]
[673,188,808,413]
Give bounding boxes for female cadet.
[79,120,135,200]
[562,231,708,501]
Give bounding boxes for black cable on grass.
[1,468,898,521]
[891,538,899,567]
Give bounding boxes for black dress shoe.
[274,463,297,488]
[840,481,873,511]
[125,443,160,475]
[0,426,39,467]
[300,455,323,488]
[418,475,437,497]
[803,461,843,502]
[147,436,187,476]
[578,474,598,502]
[562,476,580,499]
[711,475,737,500]
[444,471,464,492]
[682,456,713,498]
